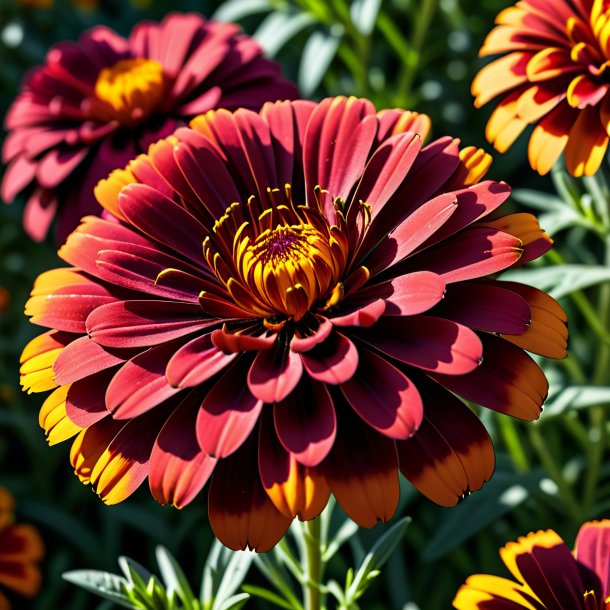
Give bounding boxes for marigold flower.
[21,97,567,552]
[454,520,610,609]
[473,0,610,176]
[1,12,297,242]
[0,487,44,610]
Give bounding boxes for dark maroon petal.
[273,378,336,466]
[66,370,114,427]
[330,299,386,328]
[54,336,135,385]
[363,192,458,273]
[400,227,522,283]
[36,146,89,188]
[248,341,303,403]
[149,391,216,508]
[208,436,291,552]
[357,316,482,375]
[356,271,446,316]
[321,404,399,528]
[197,357,262,458]
[290,318,333,352]
[1,155,37,202]
[118,184,208,260]
[575,521,610,599]
[86,300,215,348]
[432,281,531,334]
[106,340,184,419]
[300,331,359,384]
[211,327,275,354]
[397,380,494,506]
[166,333,235,388]
[431,333,548,421]
[422,181,512,247]
[341,347,423,439]
[303,97,377,218]
[199,293,254,319]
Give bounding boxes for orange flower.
[473,0,610,176]
[0,487,44,610]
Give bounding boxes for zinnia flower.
[473,0,610,176]
[1,12,297,242]
[0,486,44,610]
[21,96,567,552]
[454,520,610,609]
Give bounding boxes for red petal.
[341,348,423,439]
[575,521,610,599]
[248,342,303,403]
[300,331,359,384]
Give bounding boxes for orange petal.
[526,48,577,82]
[453,575,540,610]
[0,590,9,610]
[480,26,546,56]
[0,525,44,597]
[0,488,15,530]
[445,146,493,189]
[209,438,292,552]
[600,93,610,135]
[485,89,528,153]
[567,74,609,109]
[564,106,609,176]
[94,163,139,221]
[390,110,431,140]
[29,268,88,297]
[499,281,568,359]
[39,385,82,446]
[20,331,71,394]
[528,103,575,175]
[473,53,530,107]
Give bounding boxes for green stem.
[304,518,323,610]
[498,416,530,473]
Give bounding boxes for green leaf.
[542,385,610,418]
[212,548,254,609]
[63,570,134,609]
[254,11,316,57]
[155,546,197,610]
[118,557,152,590]
[511,189,567,212]
[322,517,359,562]
[347,517,411,601]
[217,593,250,610]
[298,29,341,95]
[350,0,383,35]
[422,469,544,560]
[212,0,272,22]
[502,265,610,299]
[241,585,295,610]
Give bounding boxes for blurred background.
[1,0,603,609]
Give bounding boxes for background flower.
[21,96,566,552]
[473,0,610,176]
[453,519,610,609]
[1,12,298,242]
[0,487,44,610]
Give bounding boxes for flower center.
[94,58,165,125]
[203,187,349,323]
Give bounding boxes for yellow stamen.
[94,58,165,125]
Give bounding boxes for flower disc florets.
[22,97,567,552]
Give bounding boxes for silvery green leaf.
[212,549,254,609]
[156,546,197,610]
[347,517,410,600]
[63,570,134,609]
[543,385,610,417]
[502,265,610,299]
[322,518,359,562]
[511,189,567,212]
[350,0,383,35]
[118,557,152,590]
[201,540,224,605]
[241,585,295,609]
[213,0,272,22]
[298,30,341,95]
[254,11,316,57]
[217,593,250,610]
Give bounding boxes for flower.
[473,0,610,176]
[0,486,44,610]
[2,12,298,242]
[453,520,610,609]
[21,96,567,552]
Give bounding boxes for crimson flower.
[0,487,44,610]
[454,520,610,609]
[21,97,567,552]
[2,12,297,242]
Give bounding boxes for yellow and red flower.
[2,12,297,242]
[454,520,610,609]
[473,0,610,176]
[0,487,44,610]
[21,96,567,552]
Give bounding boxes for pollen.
[94,58,165,125]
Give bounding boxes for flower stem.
[304,518,323,610]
